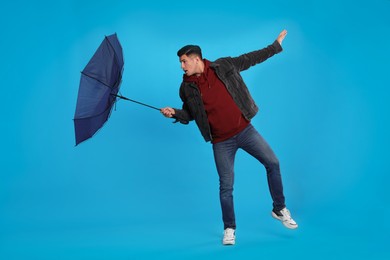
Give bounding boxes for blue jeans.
[212,124,286,229]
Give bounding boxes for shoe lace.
[281,208,292,221]
[224,228,235,238]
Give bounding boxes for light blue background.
[1,0,389,259]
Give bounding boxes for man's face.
[179,54,199,76]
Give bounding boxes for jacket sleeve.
[172,84,194,124]
[230,40,283,72]
[173,106,192,124]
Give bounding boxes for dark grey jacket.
[173,40,283,142]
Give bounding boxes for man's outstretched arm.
[229,29,288,71]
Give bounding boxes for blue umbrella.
[73,33,159,146]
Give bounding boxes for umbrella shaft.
[112,94,160,111]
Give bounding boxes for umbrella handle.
[112,94,160,111]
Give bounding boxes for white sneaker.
[272,208,298,229]
[222,228,236,245]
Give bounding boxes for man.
[161,29,298,245]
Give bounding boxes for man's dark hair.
[177,45,202,59]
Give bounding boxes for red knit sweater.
[184,60,249,143]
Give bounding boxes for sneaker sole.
[223,240,235,245]
[271,211,298,229]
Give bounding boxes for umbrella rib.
[80,71,117,90]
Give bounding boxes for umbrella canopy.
[73,33,124,145]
